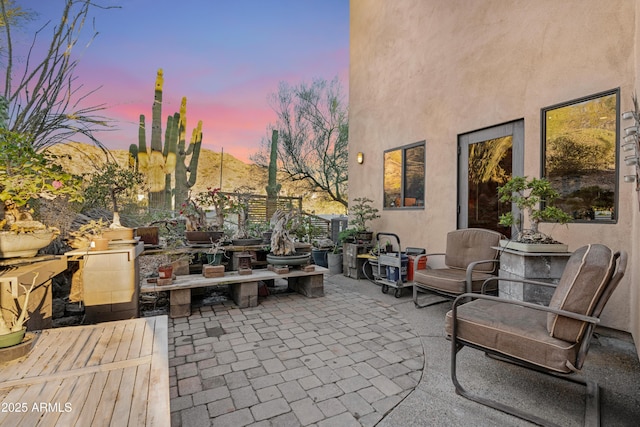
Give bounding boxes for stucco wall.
[349,0,639,344]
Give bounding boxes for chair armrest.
[479,276,557,295]
[464,259,500,294]
[451,292,600,325]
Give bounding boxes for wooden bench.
[140,266,327,318]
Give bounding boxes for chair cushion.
[547,244,615,343]
[444,229,502,272]
[445,299,579,373]
[414,268,496,294]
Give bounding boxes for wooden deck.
[0,316,169,427]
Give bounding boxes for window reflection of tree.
[384,150,402,207]
[544,92,617,221]
[404,145,425,206]
[384,143,425,208]
[467,137,512,233]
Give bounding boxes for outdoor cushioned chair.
[445,244,627,426]
[412,228,503,308]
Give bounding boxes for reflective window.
[542,90,619,222]
[384,141,425,208]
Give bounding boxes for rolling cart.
[371,232,410,298]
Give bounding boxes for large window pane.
[543,90,618,222]
[384,142,425,208]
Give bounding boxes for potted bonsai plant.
[349,197,380,243]
[0,129,83,258]
[497,176,572,252]
[68,218,110,251]
[181,187,235,244]
[0,272,38,349]
[267,209,310,265]
[83,161,144,239]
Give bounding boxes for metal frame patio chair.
[445,244,627,426]
[412,228,504,308]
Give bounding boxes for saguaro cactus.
[265,130,280,220]
[174,97,203,211]
[134,69,202,212]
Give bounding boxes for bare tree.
[252,77,348,207]
[0,0,118,150]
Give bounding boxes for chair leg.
[413,284,449,308]
[450,337,600,427]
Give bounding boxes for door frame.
[457,120,524,229]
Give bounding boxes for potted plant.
[349,197,380,242]
[229,188,263,246]
[266,209,310,265]
[68,218,110,251]
[0,272,38,349]
[83,161,144,239]
[181,187,235,244]
[311,237,333,268]
[497,176,572,252]
[0,129,83,258]
[206,240,226,266]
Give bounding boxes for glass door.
[458,121,524,237]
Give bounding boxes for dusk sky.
[16,0,349,162]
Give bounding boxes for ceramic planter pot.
[0,229,58,258]
[135,226,160,246]
[185,231,223,244]
[0,328,26,349]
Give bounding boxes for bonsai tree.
[498,176,572,243]
[0,273,39,336]
[0,129,83,232]
[349,197,380,232]
[269,209,301,256]
[83,162,145,227]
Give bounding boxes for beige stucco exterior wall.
[349,0,640,349]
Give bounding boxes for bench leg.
[170,289,192,318]
[231,281,258,308]
[288,274,324,297]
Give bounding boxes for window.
[542,89,619,222]
[384,141,425,209]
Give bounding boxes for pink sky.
[16,1,349,163]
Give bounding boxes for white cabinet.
[66,242,143,321]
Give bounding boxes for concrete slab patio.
[166,273,640,426]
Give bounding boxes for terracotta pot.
[91,237,110,251]
[158,265,174,279]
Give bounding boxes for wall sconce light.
[624,174,637,183]
[624,155,639,166]
[622,111,635,120]
[357,152,364,164]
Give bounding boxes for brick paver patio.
[167,280,424,426]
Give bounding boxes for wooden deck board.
[0,316,170,426]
